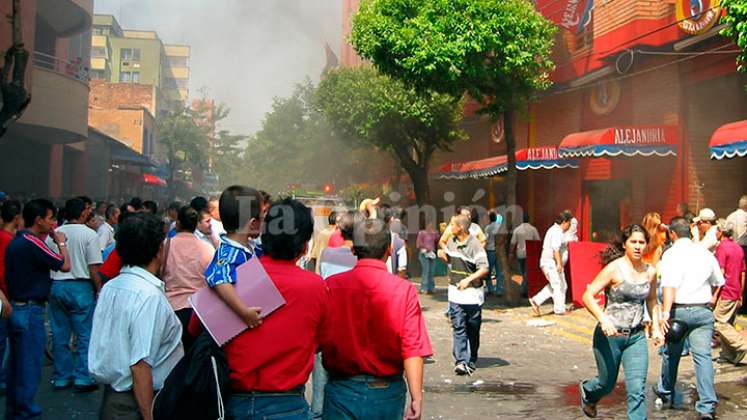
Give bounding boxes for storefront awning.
[709,120,747,160]
[558,126,678,158]
[435,147,579,180]
[143,173,167,187]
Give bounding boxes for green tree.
[352,0,555,302]
[722,0,747,75]
[158,106,210,199]
[243,80,391,196]
[352,0,555,207]
[211,129,247,189]
[316,66,466,205]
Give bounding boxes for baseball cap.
[693,208,716,223]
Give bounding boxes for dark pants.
[323,375,405,420]
[228,391,308,420]
[174,308,196,352]
[518,258,528,295]
[100,386,142,420]
[6,303,46,420]
[449,302,482,365]
[0,318,8,390]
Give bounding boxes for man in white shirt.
[510,213,540,296]
[195,210,219,249]
[692,208,719,253]
[46,198,102,391]
[529,211,573,316]
[207,197,226,244]
[726,195,747,261]
[89,213,184,420]
[96,204,118,251]
[654,218,724,419]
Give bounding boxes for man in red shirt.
[320,219,432,420]
[713,220,747,364]
[0,199,22,392]
[213,198,328,420]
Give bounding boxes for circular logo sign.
[590,79,621,116]
[491,117,504,144]
[676,0,722,35]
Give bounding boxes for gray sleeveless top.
[604,260,651,329]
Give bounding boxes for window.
[120,71,140,82]
[120,48,141,61]
[90,70,106,80]
[91,47,107,58]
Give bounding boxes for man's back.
[660,238,724,303]
[321,259,432,377]
[47,224,101,279]
[223,256,328,392]
[512,223,540,258]
[727,208,747,246]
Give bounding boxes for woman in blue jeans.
[579,225,665,419]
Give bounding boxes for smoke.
[93,0,342,134]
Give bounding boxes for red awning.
[709,120,747,160]
[143,173,167,187]
[435,147,579,180]
[558,126,679,158]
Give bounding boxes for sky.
[94,0,343,134]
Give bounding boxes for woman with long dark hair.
[579,225,665,419]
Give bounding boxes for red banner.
[536,0,592,33]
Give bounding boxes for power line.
[547,43,734,97]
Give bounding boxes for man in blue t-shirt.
[5,199,71,419]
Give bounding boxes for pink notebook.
[189,258,286,346]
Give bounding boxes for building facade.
[90,14,190,113]
[0,0,93,198]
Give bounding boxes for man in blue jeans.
[439,215,489,376]
[5,199,71,419]
[655,217,725,420]
[45,198,102,392]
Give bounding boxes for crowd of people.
[0,188,745,419]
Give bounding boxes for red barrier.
[525,240,607,308]
[567,241,607,308]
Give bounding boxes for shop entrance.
[587,180,631,243]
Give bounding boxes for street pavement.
[2,277,747,419]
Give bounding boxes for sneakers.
[651,385,671,408]
[454,363,470,376]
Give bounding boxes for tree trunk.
[0,0,31,139]
[408,165,430,206]
[500,109,520,305]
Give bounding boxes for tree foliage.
[316,66,466,204]
[158,106,210,197]
[242,80,391,196]
[211,129,247,189]
[351,0,556,116]
[722,0,747,74]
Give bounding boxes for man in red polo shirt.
[320,219,432,420]
[713,219,747,364]
[216,198,327,420]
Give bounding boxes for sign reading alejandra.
[676,0,722,35]
[613,128,668,145]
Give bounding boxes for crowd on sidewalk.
[0,188,746,419]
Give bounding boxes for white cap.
[693,208,716,223]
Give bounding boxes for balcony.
[36,0,92,37]
[9,52,90,144]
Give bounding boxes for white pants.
[532,265,567,314]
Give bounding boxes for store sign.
[613,127,668,145]
[590,79,621,116]
[536,0,592,33]
[526,147,560,161]
[676,0,722,35]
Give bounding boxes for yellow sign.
[676,0,722,35]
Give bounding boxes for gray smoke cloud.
[94,0,342,134]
